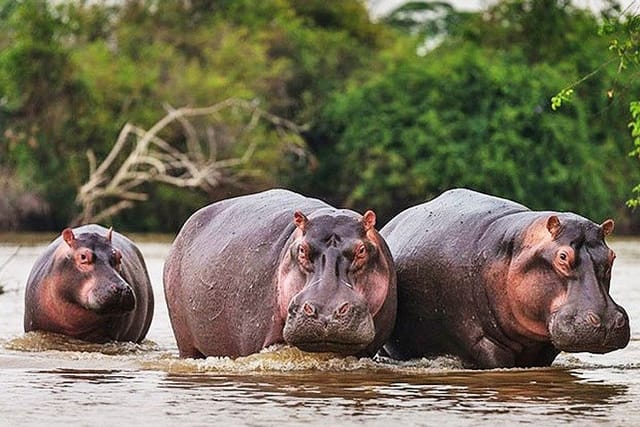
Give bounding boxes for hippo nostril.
[613,311,627,329]
[586,311,602,328]
[302,301,317,318]
[335,302,351,318]
[321,315,330,329]
[120,286,135,311]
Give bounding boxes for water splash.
[142,344,466,374]
[5,331,159,355]
[553,352,640,370]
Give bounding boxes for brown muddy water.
[0,233,639,426]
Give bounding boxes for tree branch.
[73,98,306,225]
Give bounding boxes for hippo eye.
[296,243,314,272]
[356,244,367,258]
[297,243,311,262]
[112,249,122,267]
[78,250,93,265]
[555,247,574,272]
[298,245,307,258]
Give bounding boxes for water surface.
[1,234,639,426]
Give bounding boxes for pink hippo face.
[25,224,153,344]
[56,228,136,316]
[276,209,395,355]
[505,215,629,354]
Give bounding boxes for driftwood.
[74,98,306,225]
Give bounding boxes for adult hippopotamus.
[24,224,154,343]
[381,188,629,369]
[163,189,396,358]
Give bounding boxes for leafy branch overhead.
[550,6,640,208]
[74,98,307,225]
[602,10,640,207]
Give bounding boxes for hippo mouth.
[288,339,370,355]
[549,333,627,354]
[548,310,630,353]
[283,313,376,355]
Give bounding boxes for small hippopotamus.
[381,188,630,369]
[24,224,154,343]
[163,189,396,358]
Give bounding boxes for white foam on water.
[5,331,159,355]
[141,344,467,374]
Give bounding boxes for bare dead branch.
[73,98,307,225]
[91,201,136,224]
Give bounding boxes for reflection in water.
[46,368,137,385]
[157,367,628,422]
[158,368,627,413]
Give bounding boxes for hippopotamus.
[381,188,629,368]
[163,189,396,358]
[24,224,154,343]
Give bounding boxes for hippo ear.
[601,219,615,236]
[62,228,76,248]
[361,210,376,232]
[546,215,561,239]
[106,227,113,242]
[293,210,308,231]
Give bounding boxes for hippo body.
[24,224,154,343]
[163,189,396,358]
[381,188,629,368]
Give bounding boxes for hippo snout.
[297,301,355,321]
[283,298,375,354]
[87,282,136,315]
[549,305,630,353]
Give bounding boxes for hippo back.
[381,188,628,368]
[163,189,332,357]
[380,189,527,360]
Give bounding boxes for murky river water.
[0,233,639,426]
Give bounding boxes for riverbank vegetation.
[1,0,639,232]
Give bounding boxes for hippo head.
[58,228,136,315]
[507,214,629,354]
[277,209,395,355]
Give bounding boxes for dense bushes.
[0,0,388,230]
[0,0,638,231]
[302,0,640,228]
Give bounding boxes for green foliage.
[302,0,640,227]
[1,0,639,232]
[628,101,640,208]
[0,0,85,224]
[551,3,640,211]
[551,88,574,110]
[605,11,640,210]
[0,0,388,231]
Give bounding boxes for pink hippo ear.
[62,228,76,248]
[601,219,615,236]
[106,227,113,242]
[361,210,376,232]
[293,210,309,232]
[546,215,561,239]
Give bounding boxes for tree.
[0,0,88,225]
[550,2,640,214]
[0,0,391,230]
[300,0,640,229]
[75,98,305,225]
